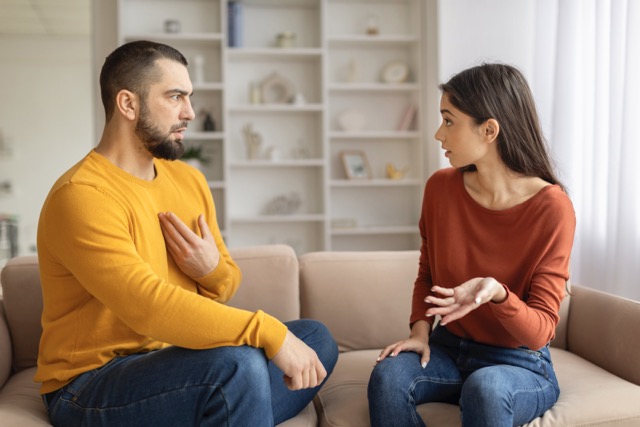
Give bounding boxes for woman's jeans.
[368,325,559,427]
[42,319,338,427]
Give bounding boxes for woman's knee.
[368,353,418,397]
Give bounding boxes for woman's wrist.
[487,277,508,303]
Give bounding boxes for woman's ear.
[115,89,139,121]
[483,118,500,144]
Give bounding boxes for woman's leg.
[459,346,560,427]
[368,345,463,427]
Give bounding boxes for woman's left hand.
[425,277,506,325]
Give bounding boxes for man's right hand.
[271,331,327,390]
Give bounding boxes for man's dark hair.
[440,63,565,192]
[99,40,188,121]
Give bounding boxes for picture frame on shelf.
[341,150,371,179]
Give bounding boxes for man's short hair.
[99,40,188,121]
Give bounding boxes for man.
[35,40,337,426]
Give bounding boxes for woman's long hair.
[440,63,565,192]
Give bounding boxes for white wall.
[0,36,94,256]
[434,0,542,168]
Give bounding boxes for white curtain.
[534,0,640,301]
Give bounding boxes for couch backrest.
[299,250,571,352]
[226,244,300,322]
[299,251,420,352]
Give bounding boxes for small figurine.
[386,163,409,180]
[202,111,216,131]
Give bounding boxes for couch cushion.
[0,256,41,372]
[315,348,640,427]
[227,244,300,322]
[0,367,50,426]
[300,251,419,351]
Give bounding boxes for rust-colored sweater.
[35,151,287,394]
[411,168,576,350]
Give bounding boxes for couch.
[1,244,640,426]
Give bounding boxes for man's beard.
[135,102,187,161]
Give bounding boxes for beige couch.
[1,244,640,426]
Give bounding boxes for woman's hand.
[426,277,506,325]
[376,320,431,368]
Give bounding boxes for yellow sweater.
[35,151,288,394]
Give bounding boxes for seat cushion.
[0,367,51,426]
[315,348,640,427]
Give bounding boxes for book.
[227,1,243,48]
[396,102,418,131]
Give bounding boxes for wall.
[434,0,541,168]
[0,36,94,256]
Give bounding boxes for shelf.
[184,131,224,140]
[231,214,325,223]
[328,35,419,46]
[123,33,224,43]
[231,160,324,167]
[329,83,419,92]
[227,48,323,60]
[229,104,324,113]
[331,225,416,235]
[330,179,422,187]
[208,180,225,189]
[193,82,224,91]
[329,131,420,139]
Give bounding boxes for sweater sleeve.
[488,194,576,350]
[41,183,287,358]
[410,183,435,328]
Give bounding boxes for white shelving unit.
[116,0,424,253]
[325,0,423,251]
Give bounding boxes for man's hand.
[271,331,327,390]
[158,212,220,279]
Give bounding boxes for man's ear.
[483,118,500,144]
[115,89,139,121]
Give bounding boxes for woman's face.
[434,93,490,168]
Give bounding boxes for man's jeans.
[368,325,560,427]
[42,319,338,427]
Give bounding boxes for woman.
[367,63,575,427]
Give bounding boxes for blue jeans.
[42,319,338,427]
[368,325,559,427]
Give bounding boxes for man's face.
[135,58,195,160]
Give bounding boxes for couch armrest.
[0,301,12,388]
[567,285,640,386]
[0,256,41,373]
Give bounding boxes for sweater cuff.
[195,257,231,289]
[260,313,289,359]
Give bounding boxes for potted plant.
[181,145,210,171]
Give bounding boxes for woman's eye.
[444,119,452,126]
